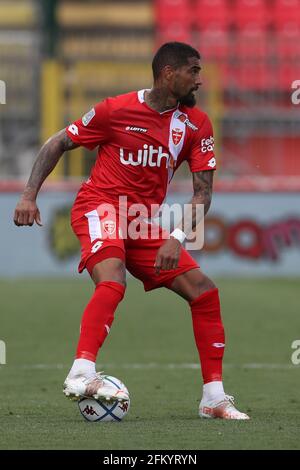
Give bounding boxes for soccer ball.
[78,375,130,422]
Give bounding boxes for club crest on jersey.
[172,128,183,146]
[82,108,95,126]
[103,220,116,235]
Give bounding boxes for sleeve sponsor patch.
[82,108,96,126]
[201,136,214,154]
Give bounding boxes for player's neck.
[144,88,178,113]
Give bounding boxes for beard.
[178,91,197,107]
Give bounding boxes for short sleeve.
[187,113,216,172]
[66,100,110,150]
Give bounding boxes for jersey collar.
[137,89,179,115]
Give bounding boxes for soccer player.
[14,42,249,419]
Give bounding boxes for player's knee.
[190,272,216,300]
[200,275,216,292]
[91,258,127,287]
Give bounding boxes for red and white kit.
[66,89,216,290]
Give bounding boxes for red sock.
[190,288,225,384]
[76,281,125,362]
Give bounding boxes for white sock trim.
[68,358,96,378]
[202,381,225,404]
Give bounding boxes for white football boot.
[199,395,250,420]
[63,372,129,403]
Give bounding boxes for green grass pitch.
[0,277,299,450]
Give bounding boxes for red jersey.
[66,90,216,214]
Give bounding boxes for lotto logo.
[212,342,225,348]
[126,126,148,133]
[68,124,79,136]
[91,241,103,253]
[208,157,216,168]
[201,136,214,154]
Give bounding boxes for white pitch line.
[0,363,297,370]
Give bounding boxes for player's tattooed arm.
[192,170,214,218]
[22,129,79,201]
[154,171,214,273]
[172,170,214,237]
[14,129,79,226]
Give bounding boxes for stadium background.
[0,0,299,451]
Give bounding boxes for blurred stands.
[58,0,153,62]
[55,0,154,116]
[0,0,154,177]
[155,0,300,178]
[0,0,299,181]
[155,0,192,42]
[0,0,41,176]
[56,0,154,176]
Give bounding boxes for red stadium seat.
[194,0,231,31]
[233,0,269,31]
[154,0,192,28]
[234,29,270,60]
[231,62,275,90]
[272,0,300,30]
[197,29,230,61]
[156,23,192,46]
[275,27,300,60]
[219,63,234,89]
[278,62,300,90]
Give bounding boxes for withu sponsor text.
[120,145,171,168]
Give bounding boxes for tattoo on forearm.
[59,130,80,152]
[192,170,213,216]
[23,129,79,199]
[174,171,213,237]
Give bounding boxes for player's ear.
[163,65,175,82]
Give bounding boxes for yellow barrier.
[57,2,153,27]
[0,0,36,27]
[41,60,64,179]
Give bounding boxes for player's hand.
[14,198,42,227]
[154,238,181,275]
